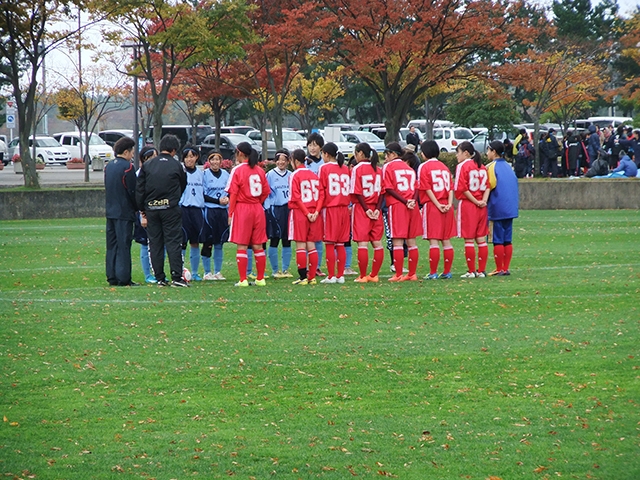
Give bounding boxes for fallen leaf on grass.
[533,466,548,473]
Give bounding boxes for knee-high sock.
[140,244,152,278]
[336,243,346,277]
[371,246,384,277]
[504,243,513,271]
[236,249,248,282]
[308,249,318,280]
[408,245,419,276]
[268,246,279,273]
[478,242,488,273]
[429,245,440,275]
[282,246,292,272]
[296,249,307,280]
[213,244,223,274]
[190,246,200,275]
[493,244,505,272]
[393,246,404,276]
[254,249,266,280]
[465,242,476,273]
[357,246,369,277]
[443,246,454,274]
[325,242,336,278]
[246,249,253,275]
[345,244,352,269]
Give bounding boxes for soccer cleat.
[280,270,293,278]
[203,272,215,281]
[191,273,202,282]
[366,275,379,283]
[502,270,511,276]
[272,271,285,279]
[292,278,304,285]
[354,276,369,283]
[171,279,190,287]
[157,280,169,287]
[400,274,418,282]
[388,275,404,282]
[247,273,257,281]
[145,274,157,284]
[320,276,337,284]
[254,278,266,287]
[315,269,327,277]
[213,272,226,280]
[476,271,486,278]
[389,265,408,273]
[336,276,345,284]
[438,272,453,279]
[308,278,317,285]
[487,270,503,277]
[343,267,358,276]
[234,279,249,287]
[460,271,477,278]
[425,273,439,280]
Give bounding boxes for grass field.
[0,210,638,479]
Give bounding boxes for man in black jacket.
[405,126,420,150]
[136,134,188,287]
[105,136,138,286]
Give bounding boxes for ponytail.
[370,150,379,170]
[336,151,345,167]
[457,141,482,167]
[248,148,259,168]
[355,142,379,171]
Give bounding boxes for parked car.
[199,133,263,163]
[342,130,387,154]
[406,119,453,134]
[147,124,213,150]
[432,127,475,152]
[246,131,277,160]
[98,129,135,147]
[52,132,114,163]
[370,127,424,148]
[358,123,385,132]
[326,123,360,131]
[0,137,8,165]
[218,125,257,135]
[7,136,71,165]
[247,129,306,159]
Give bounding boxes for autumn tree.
[0,0,82,187]
[317,0,532,143]
[610,11,640,116]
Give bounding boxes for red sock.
[504,243,513,271]
[393,246,404,276]
[236,249,248,282]
[336,243,346,278]
[371,246,384,277]
[493,244,504,272]
[408,246,419,276]
[308,249,318,280]
[296,249,307,271]
[478,242,488,273]
[254,249,266,280]
[429,245,440,274]
[325,242,336,278]
[464,243,476,273]
[443,246,454,274]
[357,246,369,278]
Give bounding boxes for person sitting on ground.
[611,151,638,177]
[584,149,610,178]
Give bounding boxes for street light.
[122,43,143,169]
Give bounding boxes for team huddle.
[171,134,519,287]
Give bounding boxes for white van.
[53,132,114,162]
[587,116,633,129]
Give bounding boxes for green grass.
[0,210,638,479]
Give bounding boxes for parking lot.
[0,163,104,188]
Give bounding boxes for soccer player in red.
[417,140,455,280]
[225,142,271,287]
[317,142,351,284]
[454,141,490,278]
[382,142,421,281]
[288,149,324,285]
[350,142,385,283]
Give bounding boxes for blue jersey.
[264,168,291,208]
[306,155,324,175]
[203,168,230,209]
[179,168,205,208]
[487,158,519,221]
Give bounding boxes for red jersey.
[382,158,416,206]
[225,162,270,204]
[349,161,383,208]
[288,166,323,214]
[317,162,351,208]
[417,158,452,205]
[454,158,487,202]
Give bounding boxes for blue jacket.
[587,133,600,162]
[487,158,519,221]
[612,155,638,177]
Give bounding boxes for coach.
[105,136,138,286]
[136,134,187,287]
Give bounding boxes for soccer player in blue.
[305,132,326,277]
[179,145,205,281]
[201,152,230,280]
[486,140,519,276]
[265,150,293,278]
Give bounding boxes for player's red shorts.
[351,204,383,243]
[288,209,324,242]
[229,202,267,246]
[421,203,455,241]
[387,203,421,239]
[322,206,350,243]
[456,199,489,239]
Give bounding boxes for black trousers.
[105,218,134,285]
[146,207,183,282]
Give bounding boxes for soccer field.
[0,210,638,479]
